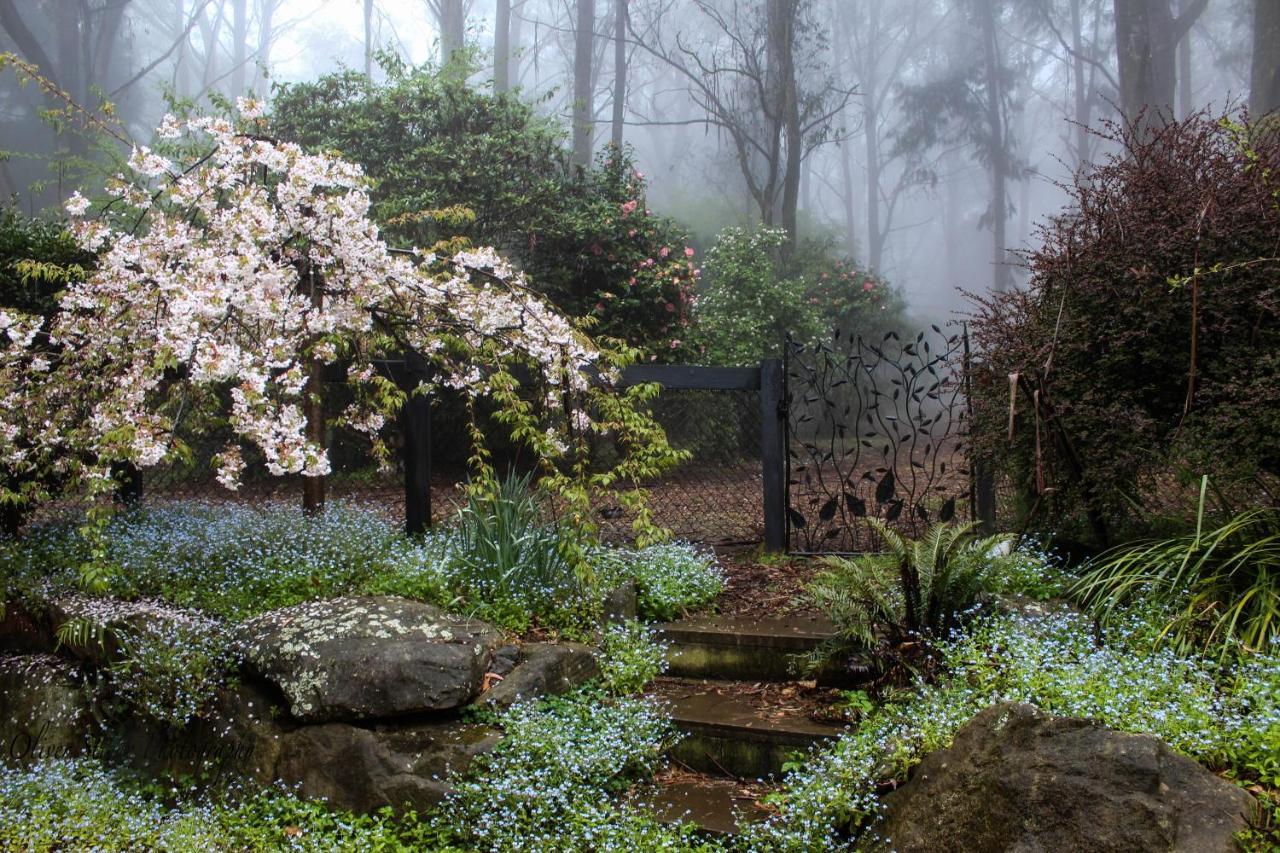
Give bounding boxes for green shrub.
[598,620,669,695]
[807,520,1011,651]
[442,473,593,633]
[1075,485,1280,658]
[596,541,724,621]
[967,112,1280,541]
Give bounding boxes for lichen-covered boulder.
[474,642,600,710]
[274,719,499,813]
[235,596,502,722]
[0,654,98,765]
[877,702,1256,853]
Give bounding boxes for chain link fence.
[141,372,770,547]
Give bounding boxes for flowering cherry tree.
[0,104,678,526]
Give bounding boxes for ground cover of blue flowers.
[1,503,1277,850]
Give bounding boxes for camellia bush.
[0,103,681,536]
[968,112,1280,542]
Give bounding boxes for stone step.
[636,774,776,837]
[657,614,839,682]
[653,678,846,779]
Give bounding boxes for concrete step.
[654,678,846,779]
[636,774,776,837]
[657,614,839,682]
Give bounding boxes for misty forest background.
[0,0,1275,331]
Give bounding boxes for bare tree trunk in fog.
[1252,0,1280,117]
[1114,0,1207,127]
[511,2,525,87]
[364,0,375,77]
[495,0,511,92]
[1070,0,1091,167]
[572,0,595,167]
[839,140,857,257]
[433,0,465,67]
[231,0,247,97]
[1177,0,1192,118]
[610,0,627,147]
[944,149,961,284]
[978,0,1011,292]
[256,0,277,91]
[770,0,803,258]
[200,1,228,95]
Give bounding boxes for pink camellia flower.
[621,200,638,215]
[684,247,695,257]
[670,339,681,349]
[863,280,875,292]
[659,246,670,259]
[665,303,675,312]
[628,277,637,287]
[628,229,637,237]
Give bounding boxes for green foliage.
[108,612,235,728]
[270,62,698,355]
[442,472,592,633]
[752,605,1280,849]
[597,620,669,695]
[808,520,1012,650]
[1075,485,1280,658]
[596,541,725,621]
[438,692,704,851]
[694,226,902,366]
[0,758,446,851]
[0,206,91,318]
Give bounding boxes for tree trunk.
[1177,0,1192,118]
[865,102,883,273]
[231,0,247,97]
[572,0,595,167]
[1115,0,1207,127]
[978,0,1011,292]
[364,0,374,76]
[1252,0,1280,117]
[839,139,857,257]
[495,0,511,92]
[439,0,465,67]
[610,0,627,147]
[302,274,326,515]
[769,0,802,260]
[257,0,276,91]
[1071,0,1090,167]
[510,1,525,86]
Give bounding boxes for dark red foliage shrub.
[967,112,1280,542]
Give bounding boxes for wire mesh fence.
[140,373,770,546]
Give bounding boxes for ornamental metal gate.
[783,326,974,553]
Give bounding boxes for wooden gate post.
[760,358,786,552]
[401,354,433,536]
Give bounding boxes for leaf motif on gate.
[875,470,896,504]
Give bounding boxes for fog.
[0,0,1260,322]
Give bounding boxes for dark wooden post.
[401,355,433,536]
[302,271,326,514]
[112,462,143,507]
[761,358,787,552]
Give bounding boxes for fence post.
[113,462,142,507]
[760,358,786,552]
[401,355,433,536]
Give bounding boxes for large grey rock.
[274,719,499,813]
[0,654,98,764]
[108,681,287,786]
[235,596,502,722]
[877,703,1256,853]
[474,642,600,710]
